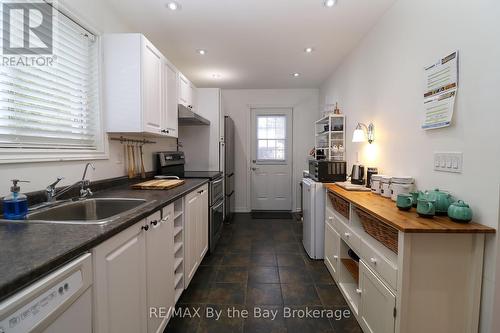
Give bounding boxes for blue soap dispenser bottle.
[3,179,29,220]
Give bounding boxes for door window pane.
[256,115,286,161]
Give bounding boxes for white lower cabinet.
[359,260,396,333]
[93,219,148,333]
[93,206,175,333]
[184,184,209,287]
[324,220,340,279]
[146,208,174,333]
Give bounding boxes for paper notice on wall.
[422,51,459,130]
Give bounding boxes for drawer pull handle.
[328,216,334,220]
[356,288,362,294]
[344,232,350,238]
[370,257,377,265]
[333,255,339,260]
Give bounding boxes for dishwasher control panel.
[0,270,83,333]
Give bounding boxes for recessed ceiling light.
[324,0,337,8]
[166,1,181,11]
[292,73,300,77]
[304,47,314,53]
[197,49,207,55]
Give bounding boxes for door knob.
[251,167,259,171]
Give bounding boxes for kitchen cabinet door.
[178,73,190,107]
[146,208,174,333]
[198,185,209,262]
[359,260,396,333]
[162,62,178,137]
[93,220,148,333]
[142,39,163,135]
[188,82,196,110]
[324,221,340,281]
[184,190,199,287]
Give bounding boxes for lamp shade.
[352,128,366,143]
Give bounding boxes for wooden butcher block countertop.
[326,184,495,234]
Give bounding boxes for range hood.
[178,104,210,126]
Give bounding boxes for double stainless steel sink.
[20,198,154,225]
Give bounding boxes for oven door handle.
[212,178,223,186]
[212,200,224,210]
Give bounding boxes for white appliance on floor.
[302,177,325,259]
[0,254,93,333]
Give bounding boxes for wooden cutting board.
[131,179,185,190]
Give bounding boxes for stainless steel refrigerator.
[222,116,235,222]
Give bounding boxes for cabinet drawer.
[336,220,361,253]
[360,241,397,291]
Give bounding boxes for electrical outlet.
[434,152,462,173]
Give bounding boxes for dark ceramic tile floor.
[165,213,362,333]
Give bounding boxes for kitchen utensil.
[396,194,413,211]
[127,144,134,179]
[350,164,365,185]
[366,167,378,189]
[130,144,136,178]
[448,200,473,223]
[417,198,436,217]
[139,144,146,179]
[426,189,454,215]
[131,179,185,190]
[410,191,420,207]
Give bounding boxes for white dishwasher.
[0,253,93,333]
[302,178,325,259]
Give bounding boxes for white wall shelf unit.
[315,115,346,161]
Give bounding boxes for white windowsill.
[0,149,109,164]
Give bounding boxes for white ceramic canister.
[390,177,415,201]
[371,174,383,194]
[380,176,392,198]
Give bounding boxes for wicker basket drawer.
[354,207,398,254]
[327,192,350,220]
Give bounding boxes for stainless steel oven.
[154,151,225,254]
[210,177,224,205]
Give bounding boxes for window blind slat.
[0,5,100,151]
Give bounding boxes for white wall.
[221,89,319,212]
[319,0,500,331]
[0,0,178,196]
[179,88,221,171]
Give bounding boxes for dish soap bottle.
[3,179,29,220]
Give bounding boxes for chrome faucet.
[79,163,95,198]
[45,163,96,202]
[46,177,64,202]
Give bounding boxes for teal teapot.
[424,189,454,215]
[448,200,473,223]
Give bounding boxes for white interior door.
[251,108,292,211]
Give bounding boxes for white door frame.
[246,105,294,211]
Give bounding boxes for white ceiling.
[104,0,396,89]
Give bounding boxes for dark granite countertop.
[0,178,208,302]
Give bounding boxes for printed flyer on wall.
[422,51,459,130]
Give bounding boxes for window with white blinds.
[0,5,102,154]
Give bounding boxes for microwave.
[308,160,347,183]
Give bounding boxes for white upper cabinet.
[162,62,178,137]
[178,72,197,110]
[103,33,178,137]
[142,39,163,134]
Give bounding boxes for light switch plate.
[434,152,463,173]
